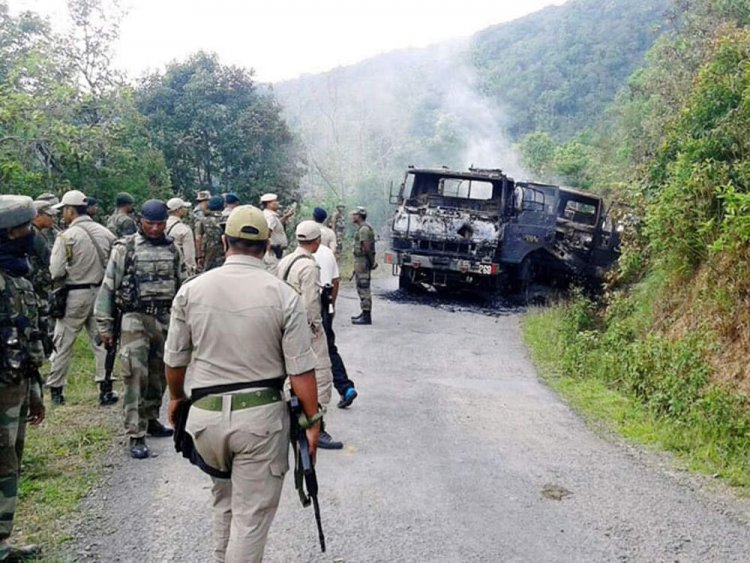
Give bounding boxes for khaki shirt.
[50,216,116,285]
[263,208,288,248]
[166,215,197,275]
[164,255,316,392]
[320,225,337,254]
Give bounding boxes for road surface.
[72,279,750,562]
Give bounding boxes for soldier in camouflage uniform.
[192,190,211,232]
[328,203,346,257]
[0,195,46,562]
[106,192,138,239]
[195,195,226,272]
[351,206,376,325]
[29,200,58,357]
[95,200,186,459]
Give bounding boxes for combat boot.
[49,386,65,405]
[2,543,42,561]
[351,312,372,325]
[147,419,174,438]
[318,430,344,450]
[129,437,150,459]
[98,381,119,406]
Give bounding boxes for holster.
[48,286,69,319]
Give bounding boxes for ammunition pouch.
[48,286,69,319]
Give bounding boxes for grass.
[523,304,750,490]
[15,335,119,560]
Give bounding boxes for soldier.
[47,190,117,406]
[313,207,337,254]
[192,190,211,229]
[165,205,320,562]
[260,193,295,270]
[86,196,99,220]
[278,221,343,449]
[106,192,138,239]
[166,197,197,276]
[0,195,46,562]
[221,192,240,218]
[195,195,226,272]
[95,200,185,459]
[328,203,346,256]
[314,235,358,409]
[351,206,376,325]
[29,200,58,356]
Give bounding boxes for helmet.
[0,195,36,230]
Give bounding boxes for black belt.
[66,283,101,290]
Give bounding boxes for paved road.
[73,279,750,562]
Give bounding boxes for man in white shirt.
[314,242,358,408]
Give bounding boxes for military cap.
[224,205,269,241]
[196,190,211,202]
[351,206,367,217]
[0,195,36,230]
[36,192,60,206]
[166,197,191,211]
[115,192,135,207]
[260,193,278,203]
[208,195,225,211]
[141,199,168,222]
[313,207,327,223]
[86,196,98,207]
[225,193,240,205]
[53,189,88,210]
[296,220,322,242]
[34,199,59,216]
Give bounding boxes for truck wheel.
[399,266,413,291]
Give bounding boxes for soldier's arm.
[94,244,126,338]
[181,226,197,274]
[165,289,194,423]
[300,263,322,329]
[121,216,138,237]
[49,234,70,281]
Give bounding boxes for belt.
[66,283,101,290]
[192,389,282,412]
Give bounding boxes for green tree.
[519,131,556,177]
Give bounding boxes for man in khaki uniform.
[164,205,321,563]
[313,207,337,253]
[260,193,294,272]
[47,190,117,406]
[277,221,343,450]
[166,197,197,276]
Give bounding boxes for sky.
[10,0,566,83]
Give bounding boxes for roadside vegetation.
[522,1,750,489]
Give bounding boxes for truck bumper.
[385,251,500,277]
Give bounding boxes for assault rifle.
[289,394,326,553]
[95,306,120,405]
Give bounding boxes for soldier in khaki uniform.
[95,200,185,459]
[260,193,294,272]
[106,192,138,239]
[277,221,343,450]
[47,190,117,405]
[166,197,197,276]
[351,206,376,325]
[0,195,46,562]
[164,205,321,563]
[313,207,337,253]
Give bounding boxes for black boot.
[98,381,119,406]
[129,437,150,459]
[147,419,174,438]
[50,386,65,406]
[3,544,42,561]
[318,430,344,450]
[351,312,372,325]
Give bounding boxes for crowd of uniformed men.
[0,187,377,561]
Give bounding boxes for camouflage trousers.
[354,267,372,312]
[119,312,168,439]
[0,380,28,555]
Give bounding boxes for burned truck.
[385,166,620,292]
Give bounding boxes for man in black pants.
[314,242,358,408]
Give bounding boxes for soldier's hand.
[100,334,115,348]
[306,423,321,461]
[167,398,184,427]
[28,398,45,426]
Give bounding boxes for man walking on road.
[166,197,197,276]
[165,205,321,562]
[351,206,376,325]
[278,221,343,449]
[95,200,185,459]
[314,239,358,408]
[47,190,117,406]
[0,195,46,562]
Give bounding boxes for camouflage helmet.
[224,205,269,241]
[0,195,36,231]
[35,192,60,206]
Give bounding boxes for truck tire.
[399,266,413,291]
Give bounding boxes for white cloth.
[314,244,339,286]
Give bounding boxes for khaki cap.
[36,193,60,206]
[0,195,36,230]
[196,190,211,202]
[167,197,191,211]
[295,220,321,242]
[260,193,278,203]
[224,205,270,241]
[34,199,59,216]
[53,189,87,209]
